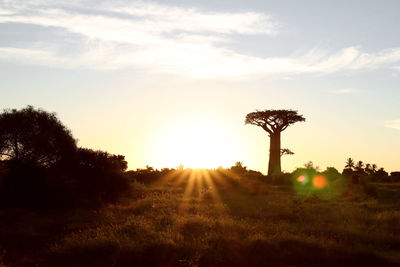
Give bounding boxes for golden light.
[148,113,240,169]
[312,175,328,189]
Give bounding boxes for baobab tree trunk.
[268,131,281,176]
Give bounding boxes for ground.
[1,172,400,266]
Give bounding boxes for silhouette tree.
[372,164,377,173]
[231,161,247,174]
[0,106,132,208]
[322,167,341,181]
[345,158,355,170]
[355,161,364,172]
[245,109,305,176]
[0,106,76,166]
[365,163,372,175]
[304,161,319,171]
[365,163,371,170]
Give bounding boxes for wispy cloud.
[1,1,400,78]
[385,120,400,130]
[331,88,358,94]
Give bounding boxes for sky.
[0,0,399,173]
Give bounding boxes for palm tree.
[356,161,365,173]
[372,164,377,173]
[356,160,364,170]
[345,158,355,170]
[365,163,372,174]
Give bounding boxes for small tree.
[245,109,305,176]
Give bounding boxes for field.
[1,171,400,266]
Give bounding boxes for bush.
[70,149,130,207]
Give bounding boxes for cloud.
[331,88,358,94]
[0,46,73,66]
[108,3,276,35]
[1,1,400,78]
[385,120,400,130]
[0,1,276,41]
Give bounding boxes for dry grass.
[1,172,399,266]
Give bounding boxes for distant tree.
[322,167,342,181]
[372,164,377,173]
[342,168,354,178]
[355,161,365,173]
[390,172,400,182]
[245,109,305,176]
[231,161,247,173]
[365,163,371,170]
[374,167,389,182]
[145,165,154,172]
[176,164,184,171]
[77,148,127,173]
[72,148,129,205]
[0,106,76,166]
[365,163,373,175]
[345,158,355,170]
[303,161,319,171]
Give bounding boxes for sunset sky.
[1,0,399,173]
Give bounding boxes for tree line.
[1,106,398,209]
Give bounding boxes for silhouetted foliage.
[303,161,319,171]
[231,161,247,174]
[245,109,305,177]
[0,106,129,209]
[372,168,390,182]
[280,148,294,156]
[390,172,400,182]
[0,106,77,167]
[126,166,166,184]
[70,148,130,206]
[322,167,341,181]
[343,157,398,183]
[345,157,355,170]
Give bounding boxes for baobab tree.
[245,109,305,176]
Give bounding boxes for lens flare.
[312,175,328,189]
[297,175,306,183]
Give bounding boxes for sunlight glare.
[149,114,239,169]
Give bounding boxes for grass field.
[1,171,400,266]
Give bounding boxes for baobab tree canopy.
[245,109,305,176]
[245,110,305,135]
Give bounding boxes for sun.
[148,113,239,169]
